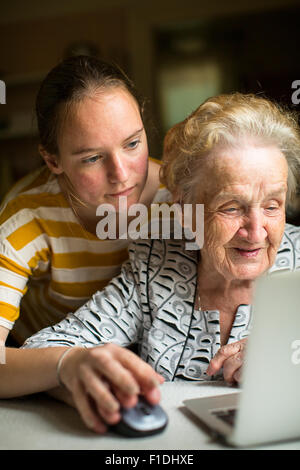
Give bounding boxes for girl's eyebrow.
[123,127,144,144]
[71,146,102,156]
[70,128,144,156]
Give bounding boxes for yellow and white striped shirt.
[0,164,169,344]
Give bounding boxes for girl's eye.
[82,155,101,164]
[127,139,141,150]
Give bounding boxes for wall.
[0,0,299,200]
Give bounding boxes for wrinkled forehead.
[195,143,288,202]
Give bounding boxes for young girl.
[0,55,168,347]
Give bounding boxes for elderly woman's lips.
[235,248,261,258]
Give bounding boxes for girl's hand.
[58,343,164,433]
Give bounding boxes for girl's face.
[51,87,149,211]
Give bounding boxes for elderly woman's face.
[198,143,288,281]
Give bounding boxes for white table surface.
[0,381,299,450]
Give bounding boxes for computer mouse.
[111,396,168,437]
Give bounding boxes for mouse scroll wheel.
[140,405,151,415]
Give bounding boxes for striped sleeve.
[0,220,47,328]
[0,176,52,328]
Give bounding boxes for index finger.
[117,346,165,390]
[93,344,164,395]
[206,342,243,376]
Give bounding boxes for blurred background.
[0,0,300,220]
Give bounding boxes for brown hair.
[36,55,146,155]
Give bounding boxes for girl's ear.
[39,145,64,175]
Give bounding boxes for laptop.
[183,269,300,447]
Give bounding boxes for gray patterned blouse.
[23,224,300,382]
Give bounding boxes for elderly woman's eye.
[265,205,279,213]
[220,207,243,217]
[223,207,239,214]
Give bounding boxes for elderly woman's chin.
[226,247,276,281]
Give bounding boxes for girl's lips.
[235,247,261,258]
[107,186,135,197]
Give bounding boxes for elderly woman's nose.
[107,153,129,183]
[238,210,267,243]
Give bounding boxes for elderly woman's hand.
[206,339,247,384]
[57,343,164,433]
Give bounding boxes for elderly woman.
[1,93,300,434]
